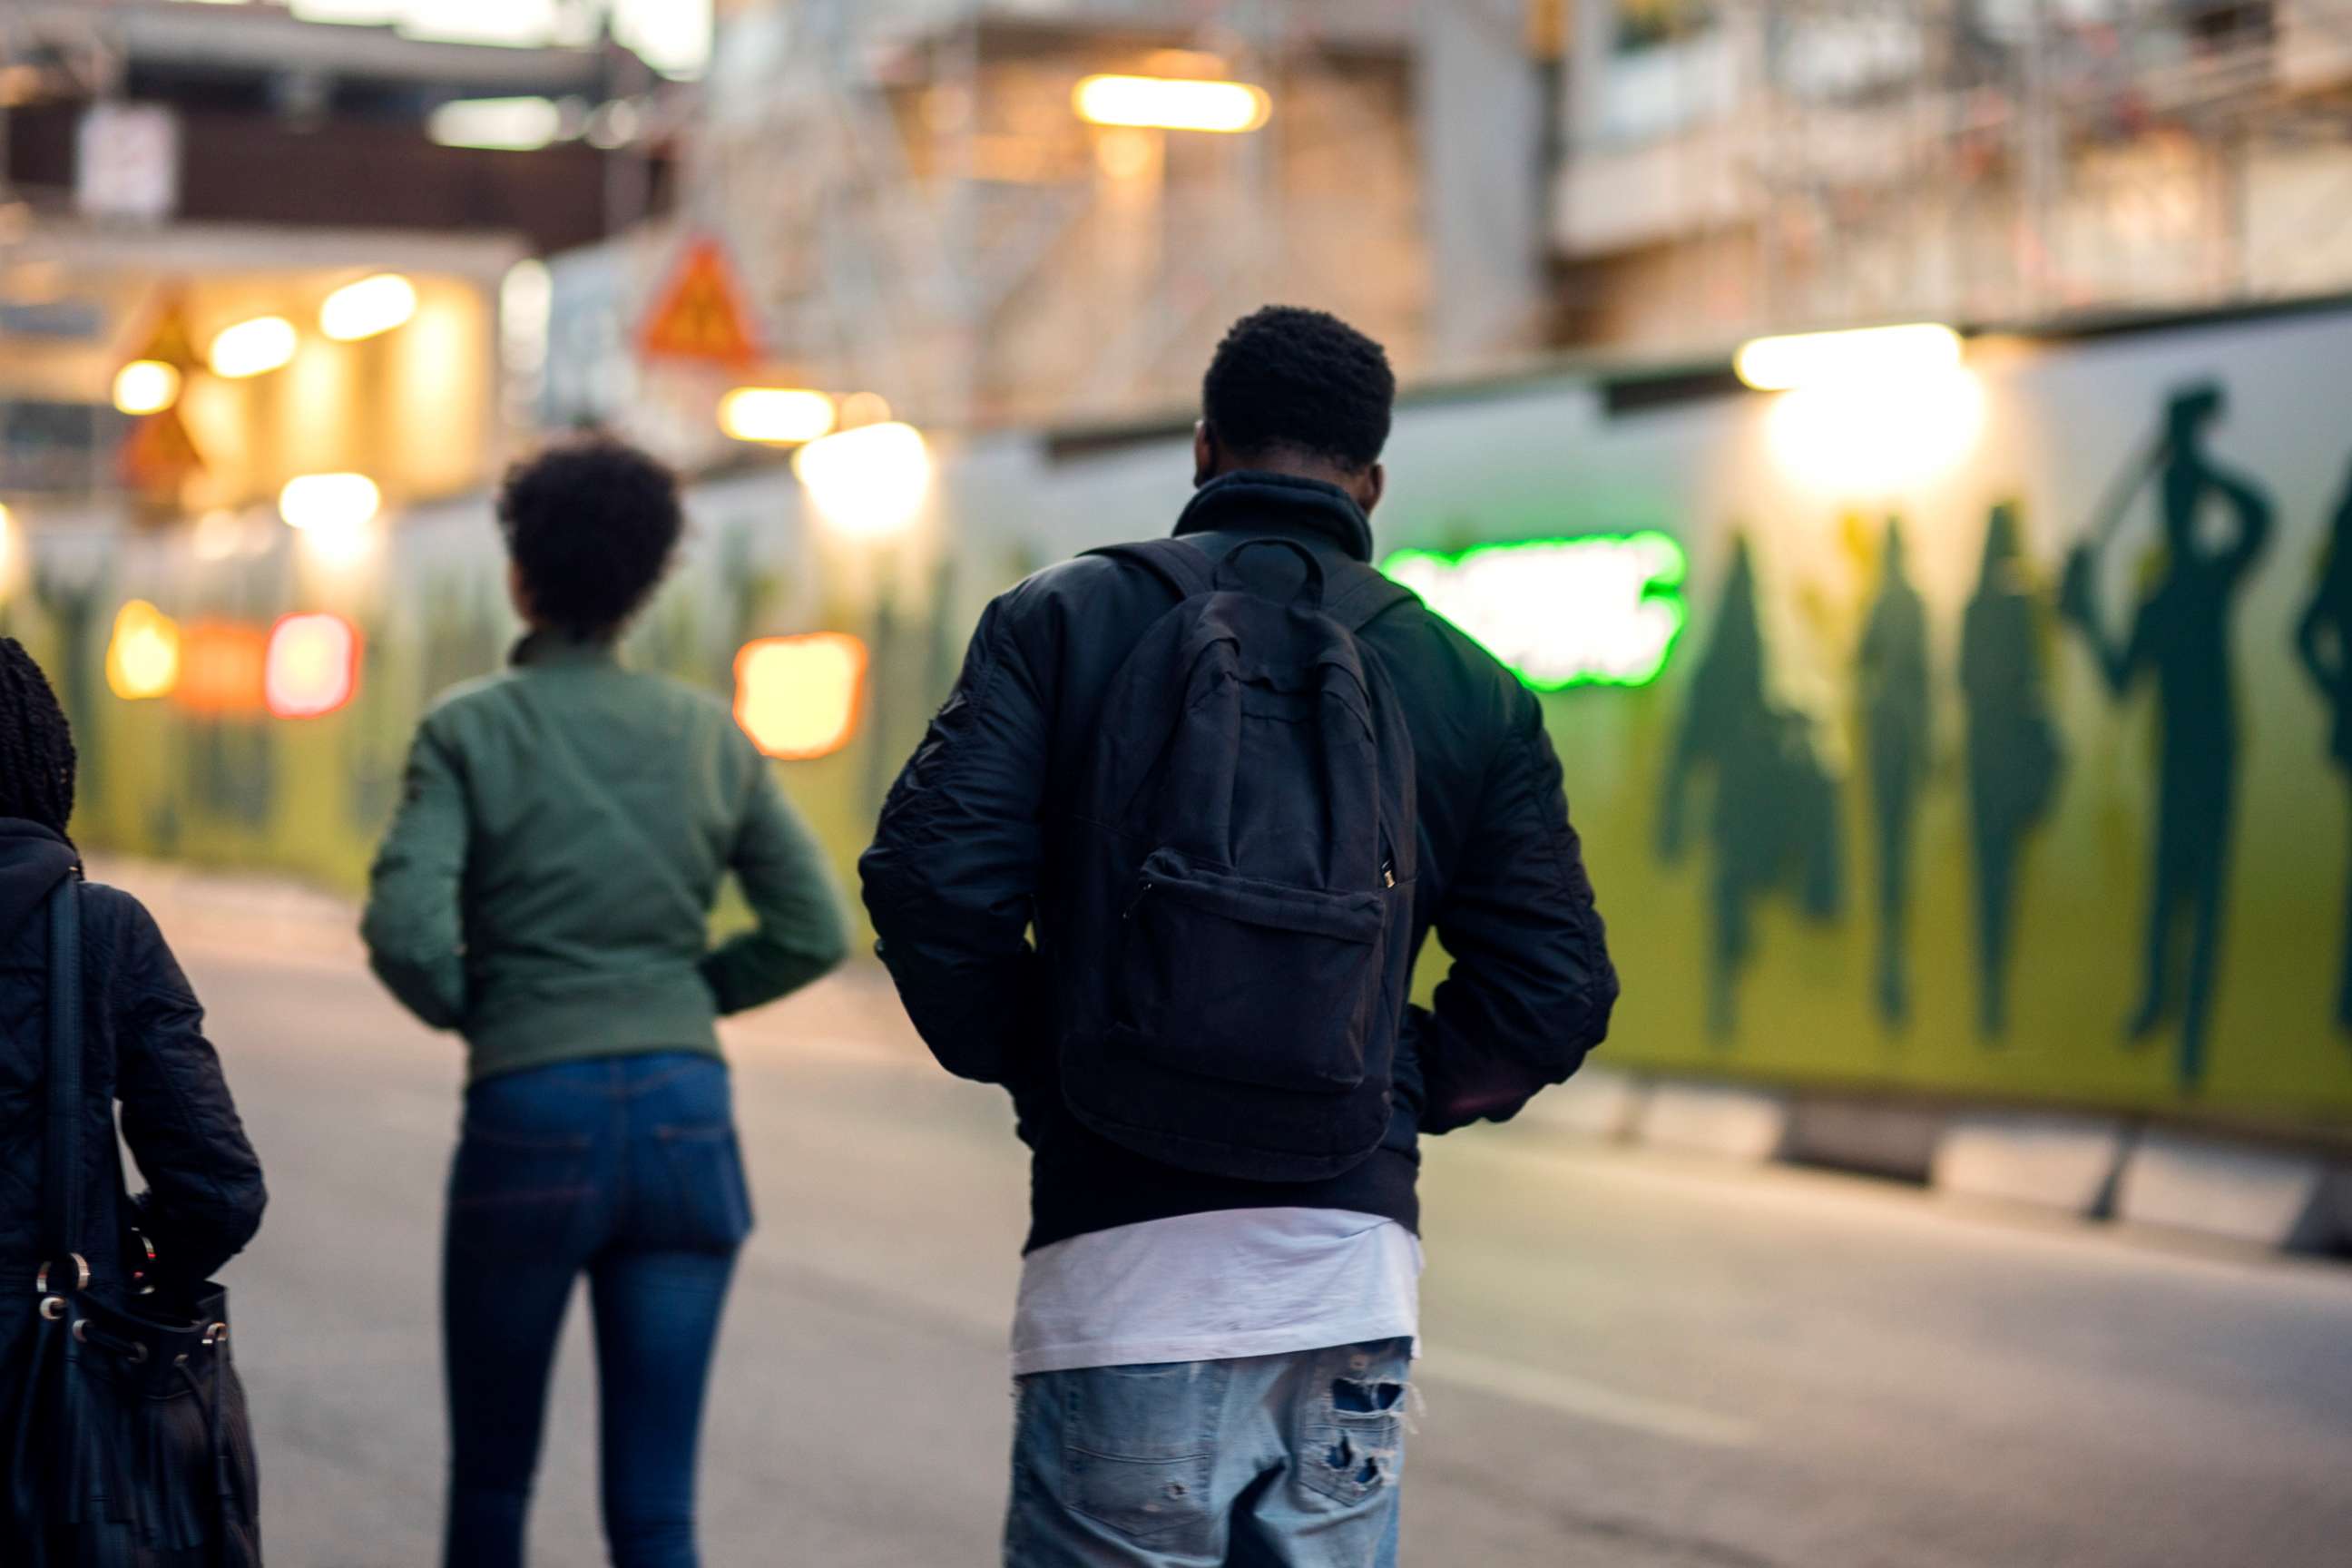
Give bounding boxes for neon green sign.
[1381,532,1689,690]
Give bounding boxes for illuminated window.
[1383,534,1689,691]
[105,600,181,701]
[265,612,362,719]
[177,622,270,716]
[734,633,867,760]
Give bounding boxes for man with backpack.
[861,306,1618,1565]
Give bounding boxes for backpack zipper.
[1123,879,1154,920]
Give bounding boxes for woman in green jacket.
[363,438,848,1568]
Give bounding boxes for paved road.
[117,867,2352,1567]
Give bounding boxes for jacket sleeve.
[702,751,850,1014]
[858,594,1052,1087]
[360,718,471,1030]
[1412,690,1619,1133]
[113,899,266,1286]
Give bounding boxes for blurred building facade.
[1554,0,2352,348]
[545,0,2352,450]
[0,0,686,530]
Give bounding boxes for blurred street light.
[792,422,932,539]
[719,387,838,446]
[1733,323,1962,392]
[1073,74,1272,134]
[106,601,181,701]
[428,97,563,152]
[112,359,183,416]
[734,633,868,760]
[209,317,299,378]
[279,473,380,532]
[266,612,362,720]
[320,274,419,341]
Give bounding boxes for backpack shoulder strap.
[1326,567,1420,635]
[43,876,84,1276]
[1082,538,1215,603]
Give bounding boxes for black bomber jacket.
[861,473,1618,1252]
[0,821,266,1302]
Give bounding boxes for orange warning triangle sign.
[132,291,200,370]
[120,405,205,495]
[641,240,759,368]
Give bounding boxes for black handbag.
[7,876,260,1566]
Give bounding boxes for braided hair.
[0,638,77,843]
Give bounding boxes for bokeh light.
[734,633,867,760]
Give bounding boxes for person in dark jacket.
[0,637,267,1559]
[362,440,848,1568]
[861,307,1618,1566]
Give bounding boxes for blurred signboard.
[119,405,206,498]
[77,104,181,221]
[0,401,101,495]
[0,301,105,342]
[1384,534,1688,690]
[640,239,759,368]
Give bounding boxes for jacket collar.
[0,818,80,948]
[1171,472,1376,563]
[511,630,621,670]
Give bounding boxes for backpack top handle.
[1211,536,1328,610]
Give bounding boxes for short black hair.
[0,638,76,843]
[1202,306,1396,474]
[496,437,684,641]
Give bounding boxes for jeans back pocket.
[446,1124,597,1264]
[643,1122,755,1253]
[1062,1360,1226,1547]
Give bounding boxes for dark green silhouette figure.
[1660,536,1844,1038]
[1961,503,2064,1039]
[2061,385,2272,1089]
[1858,520,1930,1027]
[2293,461,2352,1034]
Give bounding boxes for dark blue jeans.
[441,1052,752,1568]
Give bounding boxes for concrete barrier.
[1635,1081,1790,1162]
[1781,1098,1946,1183]
[1518,1065,1644,1141]
[2114,1132,2338,1252]
[1929,1112,2130,1216]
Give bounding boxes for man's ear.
[1192,421,1217,487]
[1357,462,1387,517]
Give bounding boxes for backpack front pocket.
[1116,849,1386,1092]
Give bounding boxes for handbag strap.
[42,875,84,1279]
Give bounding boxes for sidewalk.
[96,854,2352,1265]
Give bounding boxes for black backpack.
[1052,536,1420,1183]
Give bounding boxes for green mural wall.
[15,307,2352,1142]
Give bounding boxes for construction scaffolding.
[680,0,1430,430]
[1560,0,2352,346]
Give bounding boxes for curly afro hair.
[1202,306,1396,474]
[497,437,684,641]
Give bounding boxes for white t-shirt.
[1009,1207,1422,1377]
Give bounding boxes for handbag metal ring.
[202,1322,228,1347]
[34,1254,89,1295]
[38,1296,64,1321]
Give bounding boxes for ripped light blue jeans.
[1005,1338,1410,1567]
